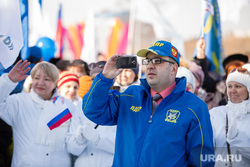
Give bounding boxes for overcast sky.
[41,0,250,41]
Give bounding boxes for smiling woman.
[209,65,250,167]
[0,61,78,167]
[226,67,250,103]
[114,65,140,92]
[30,61,59,100]
[227,81,248,103]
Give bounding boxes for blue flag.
[197,0,224,74]
[19,0,29,60]
[0,63,4,72]
[39,0,42,9]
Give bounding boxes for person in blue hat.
[82,40,215,167]
[27,46,43,74]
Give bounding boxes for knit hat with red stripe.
[58,71,79,89]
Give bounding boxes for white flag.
[135,0,177,39]
[202,0,214,16]
[0,0,23,69]
[28,0,43,46]
[80,9,97,64]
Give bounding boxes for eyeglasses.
[88,61,106,70]
[229,67,250,75]
[142,58,174,65]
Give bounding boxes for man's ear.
[172,63,179,76]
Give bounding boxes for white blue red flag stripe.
[53,96,60,103]
[47,108,72,130]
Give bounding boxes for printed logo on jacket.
[130,106,142,112]
[165,109,180,123]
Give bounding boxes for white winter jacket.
[66,101,116,167]
[0,73,77,167]
[210,103,250,167]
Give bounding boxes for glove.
[82,123,100,146]
[227,117,238,140]
[75,125,86,144]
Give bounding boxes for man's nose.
[147,60,155,68]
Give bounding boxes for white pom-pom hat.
[226,66,250,98]
[176,67,196,92]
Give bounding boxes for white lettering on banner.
[200,154,242,162]
[0,35,14,50]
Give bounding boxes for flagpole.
[126,0,137,55]
[55,3,63,59]
[201,0,205,38]
[135,21,142,79]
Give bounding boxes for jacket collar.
[140,77,187,95]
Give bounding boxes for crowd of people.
[0,37,250,166]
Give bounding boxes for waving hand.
[8,60,31,83]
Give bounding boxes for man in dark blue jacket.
[83,40,215,167]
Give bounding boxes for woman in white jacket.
[209,66,250,167]
[0,60,77,167]
[67,102,116,167]
[66,62,116,167]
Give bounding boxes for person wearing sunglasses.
[88,61,107,80]
[209,66,250,167]
[82,40,214,167]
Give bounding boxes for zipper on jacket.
[149,114,153,123]
[149,108,156,123]
[136,117,152,167]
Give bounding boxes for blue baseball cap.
[137,40,180,66]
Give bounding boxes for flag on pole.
[66,24,83,59]
[199,0,224,74]
[107,18,123,58]
[80,9,96,64]
[65,28,77,59]
[39,0,42,8]
[28,0,43,46]
[77,22,84,51]
[117,23,129,54]
[135,0,177,39]
[19,0,29,60]
[55,4,64,59]
[0,0,24,71]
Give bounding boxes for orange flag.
[107,18,123,58]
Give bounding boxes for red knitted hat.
[58,71,79,89]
